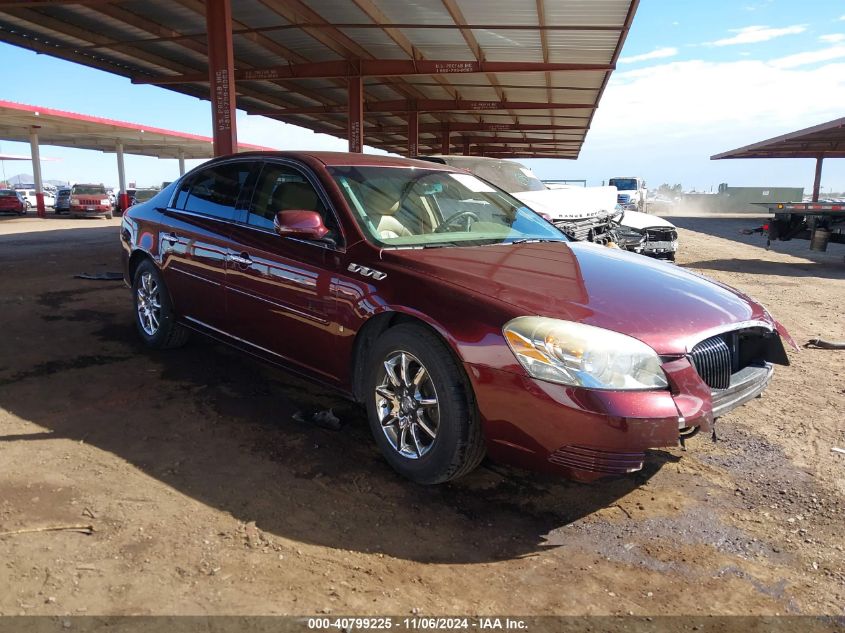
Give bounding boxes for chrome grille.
[690,335,732,390]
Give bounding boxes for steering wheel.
[434,210,480,233]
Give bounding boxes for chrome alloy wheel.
[375,351,440,459]
[136,271,162,336]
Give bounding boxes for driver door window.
[247,163,339,243]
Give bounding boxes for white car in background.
[421,156,678,260]
[15,189,56,210]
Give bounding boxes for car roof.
[212,150,458,170]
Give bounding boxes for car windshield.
[72,185,106,195]
[609,178,638,191]
[434,156,546,193]
[330,166,567,248]
[0,190,17,197]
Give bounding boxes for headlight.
[503,316,668,390]
[70,197,80,205]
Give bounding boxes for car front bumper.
[70,206,111,217]
[467,355,771,481]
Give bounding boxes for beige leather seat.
[366,193,413,239]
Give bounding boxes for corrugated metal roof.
[0,0,638,158]
[712,118,845,160]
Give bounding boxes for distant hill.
[7,173,71,187]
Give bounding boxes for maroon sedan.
[0,189,26,215]
[120,152,795,484]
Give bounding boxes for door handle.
[229,252,253,268]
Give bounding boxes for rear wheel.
[364,323,485,484]
[105,212,113,219]
[132,259,189,349]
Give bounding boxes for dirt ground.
[0,211,843,617]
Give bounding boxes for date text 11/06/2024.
[306,617,528,630]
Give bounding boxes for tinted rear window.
[0,191,17,197]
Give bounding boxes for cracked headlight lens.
[503,316,668,390]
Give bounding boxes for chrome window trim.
[161,210,345,253]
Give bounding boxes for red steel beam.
[133,59,613,85]
[441,124,450,155]
[251,99,592,116]
[407,110,419,157]
[373,122,585,134]
[455,136,582,145]
[206,0,237,156]
[479,152,578,159]
[812,155,824,202]
[348,76,363,153]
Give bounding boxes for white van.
[16,189,56,209]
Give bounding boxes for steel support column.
[348,75,363,153]
[178,150,186,176]
[441,124,450,155]
[407,110,419,157]
[29,127,45,218]
[116,141,129,213]
[812,155,824,202]
[462,137,470,155]
[206,0,237,156]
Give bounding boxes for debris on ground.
[0,524,94,537]
[73,272,124,281]
[804,338,845,350]
[293,408,342,431]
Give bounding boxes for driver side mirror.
[273,210,329,240]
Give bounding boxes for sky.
[0,0,844,193]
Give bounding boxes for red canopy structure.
[0,98,271,215]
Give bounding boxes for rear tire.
[105,212,113,219]
[132,259,189,350]
[364,323,485,484]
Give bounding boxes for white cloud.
[562,57,845,189]
[590,58,845,142]
[819,33,845,43]
[619,47,678,64]
[708,24,806,46]
[770,45,845,68]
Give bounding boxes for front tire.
[364,323,485,484]
[132,259,189,349]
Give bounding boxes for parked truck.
[609,177,648,212]
[420,156,678,260]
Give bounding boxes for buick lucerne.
[120,152,795,484]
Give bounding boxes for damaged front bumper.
[711,363,773,418]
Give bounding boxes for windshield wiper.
[507,238,566,245]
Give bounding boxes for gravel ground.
[0,212,842,617]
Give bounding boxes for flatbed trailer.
[754,201,845,250]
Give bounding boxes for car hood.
[382,241,769,355]
[514,187,617,220]
[618,210,675,231]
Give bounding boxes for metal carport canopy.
[0,99,271,159]
[0,98,271,216]
[0,0,639,159]
[711,117,845,202]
